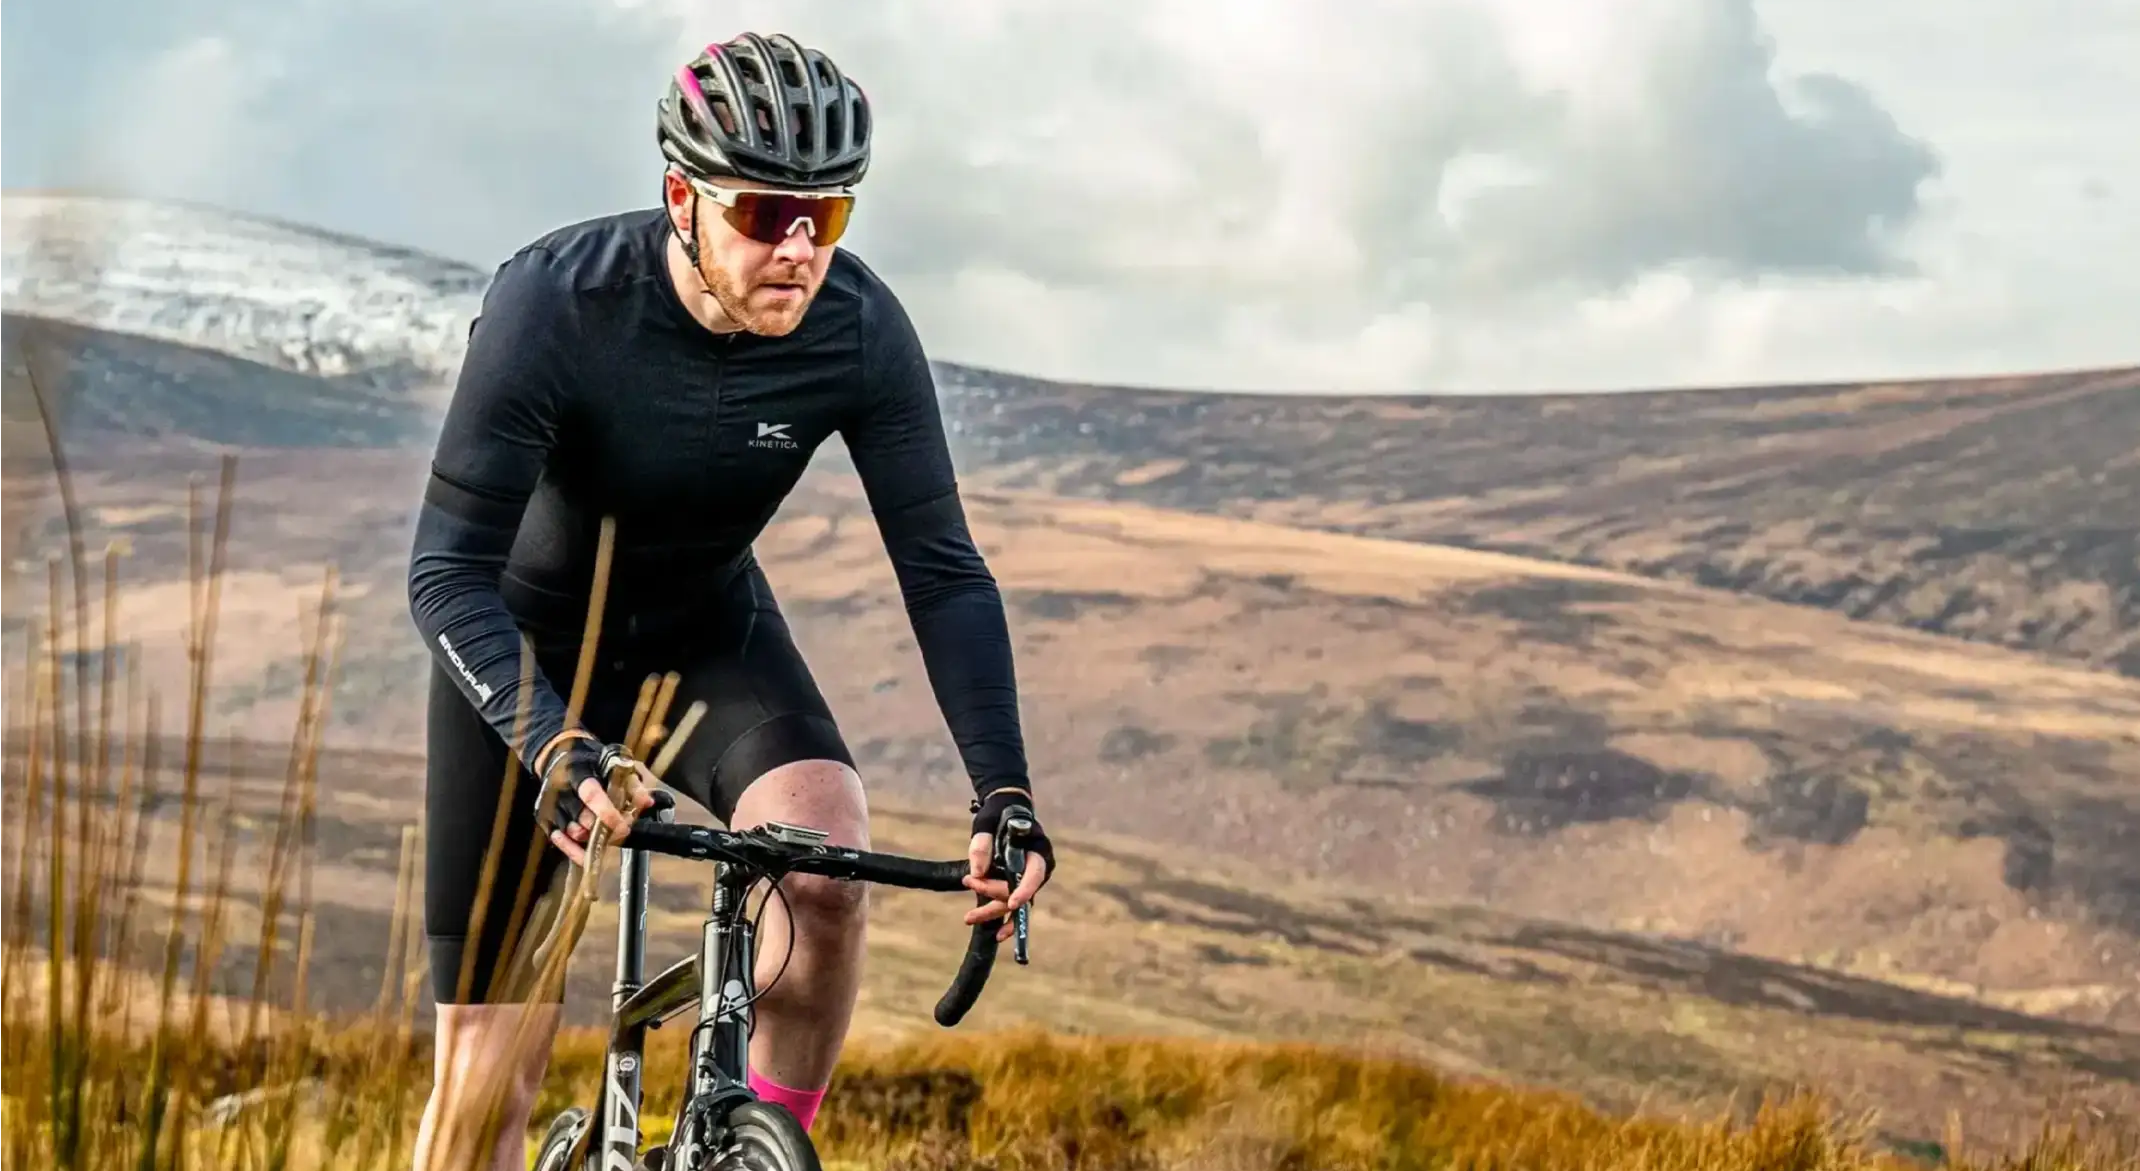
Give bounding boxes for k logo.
[750,421,802,451]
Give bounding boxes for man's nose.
[772,222,817,263]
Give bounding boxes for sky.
[4,0,2136,393]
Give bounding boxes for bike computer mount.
[760,821,830,847]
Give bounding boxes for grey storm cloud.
[1445,25,1943,293]
[845,0,1941,306]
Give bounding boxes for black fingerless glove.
[534,737,607,834]
[971,785,1055,886]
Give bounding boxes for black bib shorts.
[422,563,854,1004]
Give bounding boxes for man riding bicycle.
[404,32,1055,1170]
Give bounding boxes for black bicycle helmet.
[657,32,871,190]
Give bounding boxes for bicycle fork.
[673,861,760,1156]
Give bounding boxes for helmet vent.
[851,98,869,145]
[791,104,815,155]
[737,55,766,85]
[683,87,740,139]
[778,56,804,87]
[751,99,776,145]
[825,102,845,152]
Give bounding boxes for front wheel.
[699,1100,822,1171]
[531,1106,590,1171]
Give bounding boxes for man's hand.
[539,737,657,866]
[962,787,1054,942]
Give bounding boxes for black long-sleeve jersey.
[406,208,1027,795]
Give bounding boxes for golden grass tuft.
[797,1030,2140,1171]
[3,381,2136,1170]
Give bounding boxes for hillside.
[0,190,483,389]
[15,314,2134,683]
[14,440,2140,1039]
[2,312,440,449]
[6,190,2136,680]
[930,364,2140,679]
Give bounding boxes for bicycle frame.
[564,814,831,1170]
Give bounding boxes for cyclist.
[404,32,1055,1170]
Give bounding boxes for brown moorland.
[928,362,2140,679]
[5,309,2137,1165]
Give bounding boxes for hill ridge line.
[962,486,2140,688]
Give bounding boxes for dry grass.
[799,1029,2140,1171]
[4,400,2137,1170]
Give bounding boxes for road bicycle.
[530,784,1038,1171]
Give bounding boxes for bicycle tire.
[531,1106,590,1171]
[698,1100,823,1171]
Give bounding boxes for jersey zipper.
[708,331,732,443]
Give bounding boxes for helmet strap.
[673,186,702,268]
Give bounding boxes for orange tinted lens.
[724,193,853,245]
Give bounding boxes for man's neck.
[664,231,745,335]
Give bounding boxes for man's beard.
[699,252,817,337]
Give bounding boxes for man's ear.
[661,171,692,233]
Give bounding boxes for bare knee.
[731,758,871,934]
[731,759,869,841]
[776,869,870,929]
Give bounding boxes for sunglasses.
[687,177,855,247]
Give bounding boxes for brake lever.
[999,810,1035,966]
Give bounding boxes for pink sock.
[747,1067,827,1133]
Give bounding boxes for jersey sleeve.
[405,247,578,769]
[842,283,1032,798]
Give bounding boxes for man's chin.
[741,287,816,335]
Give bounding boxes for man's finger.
[967,833,993,879]
[628,765,659,812]
[962,874,1010,902]
[1006,853,1048,907]
[580,777,631,836]
[551,829,587,866]
[575,774,607,809]
[1005,875,1039,910]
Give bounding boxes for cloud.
[764,0,1949,388]
[12,0,2133,391]
[39,0,684,267]
[825,0,1943,297]
[1446,18,1942,291]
